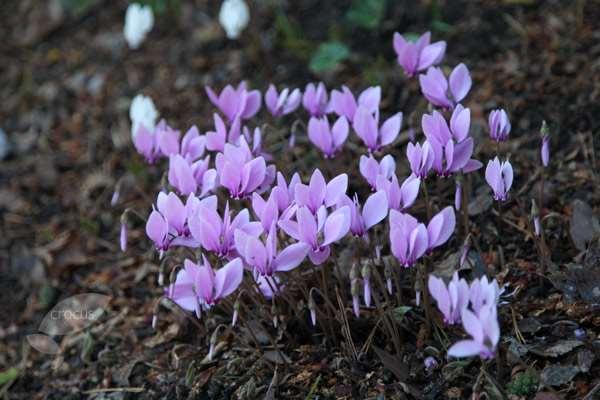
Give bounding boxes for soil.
[1,0,600,399]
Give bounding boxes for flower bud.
[384,257,393,295]
[361,262,372,307]
[271,301,278,328]
[540,120,550,167]
[531,199,541,237]
[110,190,120,207]
[119,212,128,252]
[351,278,360,318]
[208,329,219,361]
[454,176,463,211]
[308,293,317,326]
[232,298,240,327]
[424,356,438,371]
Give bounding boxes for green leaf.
[309,42,350,74]
[392,306,412,321]
[346,0,386,29]
[0,367,18,387]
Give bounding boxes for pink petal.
[379,112,403,147]
[427,206,455,249]
[322,206,351,246]
[449,63,472,103]
[274,242,309,272]
[447,340,483,358]
[418,41,446,70]
[324,173,348,207]
[214,258,244,299]
[353,106,378,150]
[362,190,389,230]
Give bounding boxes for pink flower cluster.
[119,29,523,362]
[429,273,502,359]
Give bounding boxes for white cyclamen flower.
[219,0,250,39]
[124,3,154,49]
[130,94,158,138]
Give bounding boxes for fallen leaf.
[468,186,493,216]
[530,340,583,358]
[577,349,594,373]
[569,200,600,251]
[373,346,408,381]
[263,350,291,364]
[518,317,542,334]
[540,365,579,387]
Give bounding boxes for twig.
[583,382,600,400]
[82,387,144,394]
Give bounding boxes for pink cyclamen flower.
[375,173,420,211]
[389,206,455,267]
[406,141,435,179]
[206,113,241,152]
[157,122,209,163]
[419,64,472,109]
[178,125,207,161]
[271,171,301,212]
[134,124,161,163]
[205,82,261,122]
[428,272,470,325]
[421,109,479,176]
[155,122,181,157]
[278,205,351,265]
[188,201,262,258]
[541,134,550,167]
[359,154,396,191]
[485,157,513,201]
[330,86,380,122]
[353,106,403,153]
[265,84,301,117]
[145,192,213,255]
[393,31,446,77]
[294,169,348,214]
[469,275,502,317]
[488,109,511,142]
[447,304,500,359]
[307,115,349,158]
[215,140,268,199]
[145,192,184,253]
[168,257,243,318]
[251,192,279,232]
[168,154,216,197]
[342,191,389,239]
[302,82,330,117]
[234,222,309,276]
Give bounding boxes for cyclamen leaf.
[309,41,350,74]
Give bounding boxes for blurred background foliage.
[58,0,454,80]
